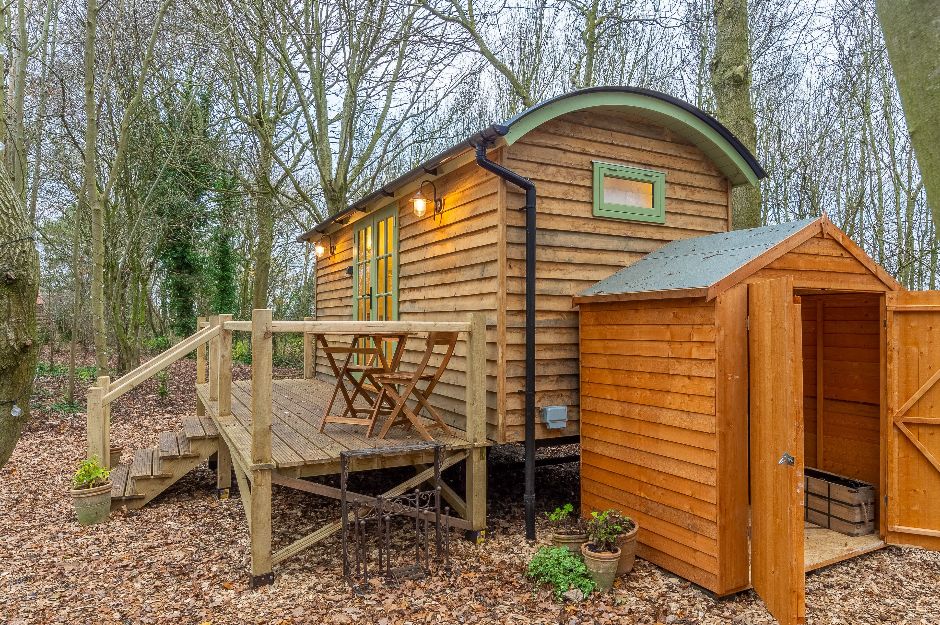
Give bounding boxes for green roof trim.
[298,87,766,240]
[501,90,761,187]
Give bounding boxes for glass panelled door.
[374,212,396,321]
[354,221,374,320]
[353,205,398,322]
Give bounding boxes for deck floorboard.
[196,378,478,474]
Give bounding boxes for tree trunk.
[251,141,274,310]
[84,0,108,373]
[710,0,762,229]
[66,204,83,404]
[876,0,940,241]
[0,161,39,468]
[8,0,29,201]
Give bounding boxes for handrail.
[103,324,221,404]
[222,319,472,333]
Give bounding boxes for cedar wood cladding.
[313,107,734,444]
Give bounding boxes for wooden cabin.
[299,87,767,445]
[574,216,940,625]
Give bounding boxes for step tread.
[111,464,145,504]
[200,417,219,437]
[182,417,207,439]
[158,431,180,458]
[177,431,194,456]
[132,448,170,479]
[182,416,219,439]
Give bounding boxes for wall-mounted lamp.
[314,236,334,258]
[411,181,444,218]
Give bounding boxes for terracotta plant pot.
[109,446,122,469]
[580,543,621,592]
[71,482,112,526]
[615,522,639,575]
[552,531,588,555]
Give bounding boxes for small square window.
[593,162,666,223]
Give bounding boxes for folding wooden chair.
[319,340,391,432]
[368,332,459,441]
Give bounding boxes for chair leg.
[377,387,408,439]
[377,387,434,442]
[366,387,387,437]
[411,390,454,435]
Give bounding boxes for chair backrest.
[413,332,459,389]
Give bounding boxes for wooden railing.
[85,321,222,467]
[223,311,488,475]
[87,310,488,472]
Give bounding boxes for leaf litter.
[2,354,939,624]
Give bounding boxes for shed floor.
[804,523,885,572]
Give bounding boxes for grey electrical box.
[541,405,568,429]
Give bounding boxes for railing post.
[249,308,274,587]
[208,315,220,402]
[196,316,207,416]
[98,376,111,469]
[303,316,314,379]
[218,314,233,417]
[196,316,207,384]
[86,375,111,467]
[464,312,488,536]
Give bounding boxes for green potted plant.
[580,509,625,591]
[526,546,595,601]
[546,503,587,555]
[70,456,112,525]
[614,515,639,575]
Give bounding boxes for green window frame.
[592,161,666,223]
[351,203,399,322]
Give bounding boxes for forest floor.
[2,352,939,625]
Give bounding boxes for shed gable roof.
[574,216,900,303]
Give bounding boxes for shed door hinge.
[745,315,750,332]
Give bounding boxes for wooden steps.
[111,417,219,511]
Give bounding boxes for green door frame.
[351,203,399,322]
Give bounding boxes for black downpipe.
[474,142,538,541]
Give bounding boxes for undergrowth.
[526,546,595,600]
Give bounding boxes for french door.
[353,204,398,322]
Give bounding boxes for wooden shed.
[573,216,940,625]
[299,86,766,446]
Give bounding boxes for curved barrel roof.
[299,87,767,241]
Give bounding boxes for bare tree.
[710,0,761,229]
[876,0,940,242]
[0,158,39,468]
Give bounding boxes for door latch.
[778,452,795,466]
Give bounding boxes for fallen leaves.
[2,354,939,624]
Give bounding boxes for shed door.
[749,277,805,625]
[885,291,940,549]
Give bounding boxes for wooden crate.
[804,467,876,537]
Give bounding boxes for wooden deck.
[196,378,482,477]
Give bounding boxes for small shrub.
[73,456,110,489]
[232,339,252,364]
[156,370,170,398]
[144,335,171,352]
[76,366,98,381]
[50,400,82,415]
[35,362,67,377]
[585,509,631,553]
[546,502,585,534]
[273,334,304,367]
[526,546,595,600]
